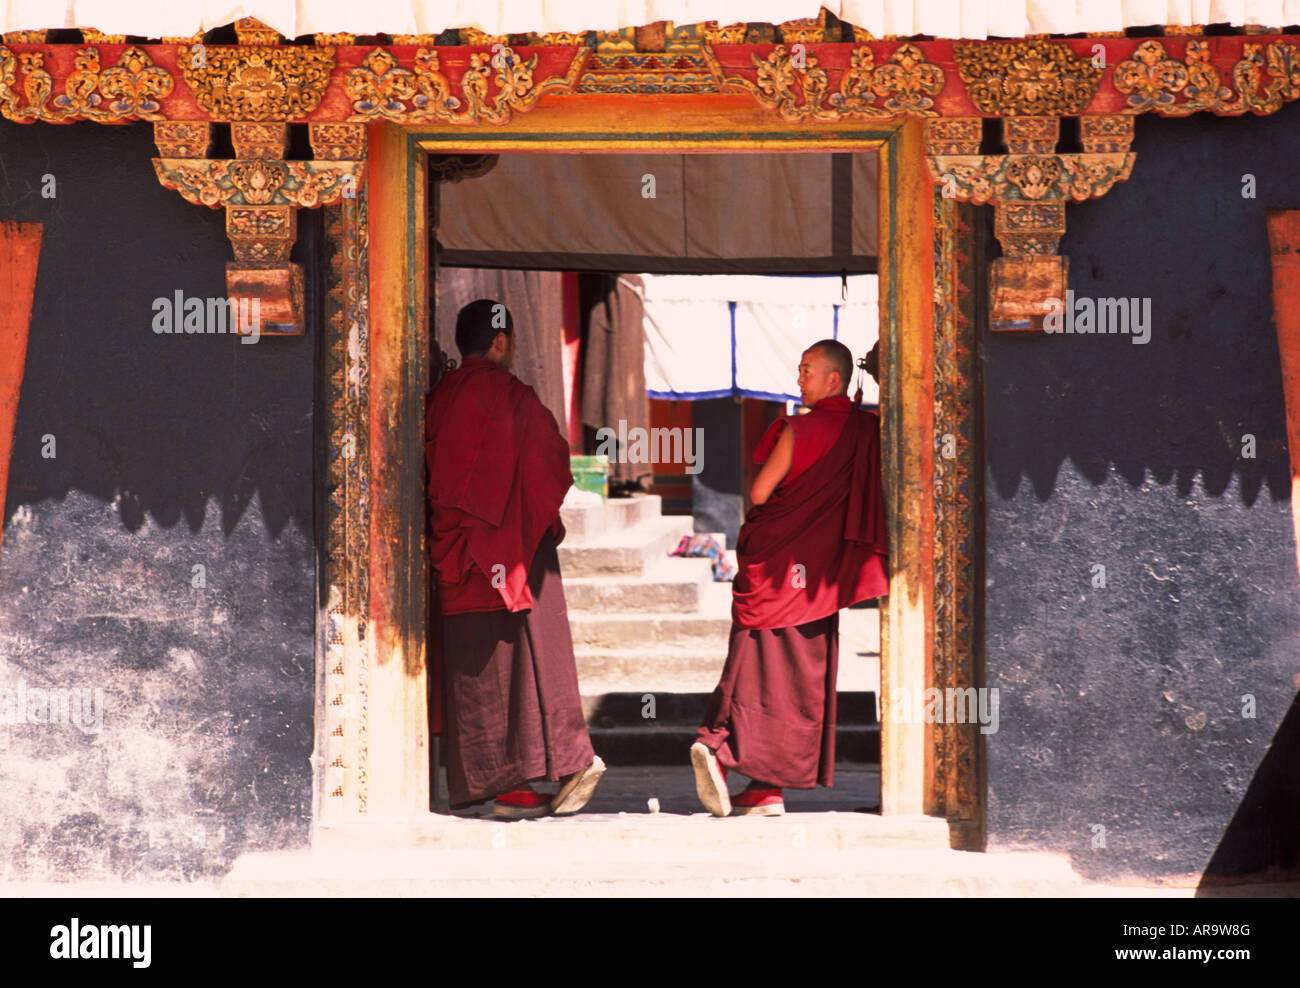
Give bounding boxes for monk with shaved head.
[691,337,888,816]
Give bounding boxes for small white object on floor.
[647,797,660,814]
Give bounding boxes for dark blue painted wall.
[984,102,1300,882]
[0,120,316,881]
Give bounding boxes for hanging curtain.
[579,272,650,487]
[434,266,568,433]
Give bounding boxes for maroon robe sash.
[731,405,888,630]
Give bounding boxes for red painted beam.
[0,221,42,555]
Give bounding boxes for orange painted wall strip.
[1266,211,1300,581]
[878,118,938,817]
[365,122,431,814]
[0,221,42,555]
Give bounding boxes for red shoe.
[493,786,551,819]
[730,787,784,816]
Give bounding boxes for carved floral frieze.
[0,44,171,122]
[179,44,335,121]
[344,45,589,123]
[701,42,944,120]
[1115,38,1300,115]
[954,39,1102,116]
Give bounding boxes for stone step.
[557,514,693,578]
[588,723,880,766]
[574,648,727,694]
[563,556,714,613]
[311,810,950,853]
[569,611,734,650]
[568,578,734,651]
[581,691,878,726]
[572,603,879,694]
[559,493,666,544]
[222,840,1090,896]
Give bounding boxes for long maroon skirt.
[439,530,595,808]
[695,612,839,789]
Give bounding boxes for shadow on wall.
[981,103,1300,884]
[0,120,315,539]
[0,120,316,881]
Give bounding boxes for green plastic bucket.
[570,454,609,500]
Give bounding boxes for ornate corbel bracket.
[152,121,366,335]
[148,40,361,336]
[931,41,1136,330]
[927,115,1135,330]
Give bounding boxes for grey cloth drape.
[434,266,568,432]
[579,272,649,486]
[437,153,877,275]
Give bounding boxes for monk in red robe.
[691,338,888,816]
[426,299,605,819]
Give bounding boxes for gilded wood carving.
[322,194,371,812]
[1114,38,1300,115]
[344,46,590,123]
[929,152,1135,211]
[153,158,363,209]
[0,44,171,122]
[309,123,367,161]
[179,44,335,121]
[954,39,1102,116]
[931,195,982,842]
[153,120,212,157]
[701,42,944,120]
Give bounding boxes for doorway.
[325,110,979,846]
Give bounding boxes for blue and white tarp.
[640,273,879,407]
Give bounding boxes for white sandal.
[690,742,732,817]
[550,755,606,815]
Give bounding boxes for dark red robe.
[696,395,888,789]
[733,395,888,630]
[425,356,571,616]
[437,529,594,807]
[424,358,593,803]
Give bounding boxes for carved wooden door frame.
[318,105,983,847]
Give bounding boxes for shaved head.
[806,339,853,394]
